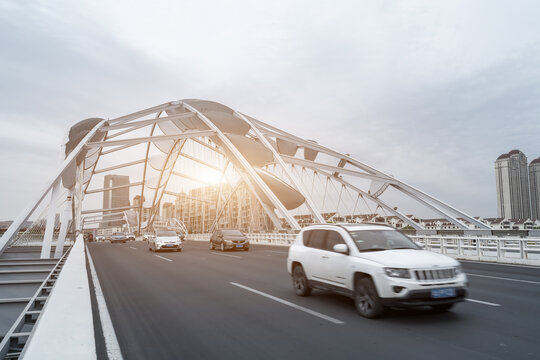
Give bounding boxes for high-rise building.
[103,175,130,227]
[529,157,540,220]
[495,150,531,219]
[162,202,176,219]
[132,195,150,224]
[175,183,270,233]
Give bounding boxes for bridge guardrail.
[410,235,540,266]
[186,233,296,246]
[187,233,540,265]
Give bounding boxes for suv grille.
[414,268,456,281]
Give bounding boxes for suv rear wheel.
[292,265,311,296]
[354,277,384,318]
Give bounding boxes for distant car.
[96,235,105,242]
[287,224,467,318]
[110,232,127,244]
[210,229,249,251]
[126,233,136,241]
[149,230,182,252]
[143,233,153,241]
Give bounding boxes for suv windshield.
[113,232,124,236]
[156,230,178,237]
[349,230,419,252]
[221,229,244,236]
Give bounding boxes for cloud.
[1,0,540,219]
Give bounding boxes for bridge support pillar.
[41,179,61,259]
[54,190,72,258]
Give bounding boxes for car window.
[221,229,243,236]
[325,230,345,252]
[302,230,312,246]
[305,230,326,250]
[156,230,177,237]
[349,230,419,252]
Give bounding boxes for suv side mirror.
[333,244,349,254]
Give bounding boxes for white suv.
[287,224,468,318]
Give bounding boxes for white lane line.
[154,255,173,262]
[230,282,344,325]
[211,252,242,259]
[264,250,288,254]
[87,247,124,360]
[460,260,540,269]
[129,247,137,250]
[467,273,540,285]
[465,298,501,307]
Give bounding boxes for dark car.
[210,229,249,251]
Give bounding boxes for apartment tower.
[495,150,531,219]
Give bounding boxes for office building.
[132,195,150,224]
[175,183,271,233]
[495,150,531,219]
[529,157,540,220]
[103,175,130,227]
[162,202,176,219]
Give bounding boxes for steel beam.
[280,155,394,183]
[85,182,143,194]
[236,112,326,224]
[183,102,299,230]
[81,205,137,215]
[87,130,216,148]
[102,112,195,131]
[93,159,146,174]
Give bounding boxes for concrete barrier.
[22,235,95,359]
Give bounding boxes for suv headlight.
[384,268,411,279]
[455,265,463,275]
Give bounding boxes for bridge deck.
[88,240,540,360]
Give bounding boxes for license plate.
[431,288,456,298]
[166,244,174,247]
[236,244,243,248]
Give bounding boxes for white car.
[148,230,182,252]
[287,224,467,318]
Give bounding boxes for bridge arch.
[0,99,490,256]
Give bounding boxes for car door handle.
[322,256,329,259]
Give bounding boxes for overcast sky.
[1,0,540,220]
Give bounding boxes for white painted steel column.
[235,112,326,224]
[54,190,72,258]
[40,179,61,259]
[182,102,300,231]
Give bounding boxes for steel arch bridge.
[0,99,490,256]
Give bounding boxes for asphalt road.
[87,240,540,360]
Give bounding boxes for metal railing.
[187,233,540,266]
[410,235,540,266]
[0,248,71,359]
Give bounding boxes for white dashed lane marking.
[230,282,345,325]
[465,298,501,307]
[211,252,242,259]
[154,255,173,262]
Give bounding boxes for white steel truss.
[0,99,491,258]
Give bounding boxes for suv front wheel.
[292,265,312,296]
[354,277,384,318]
